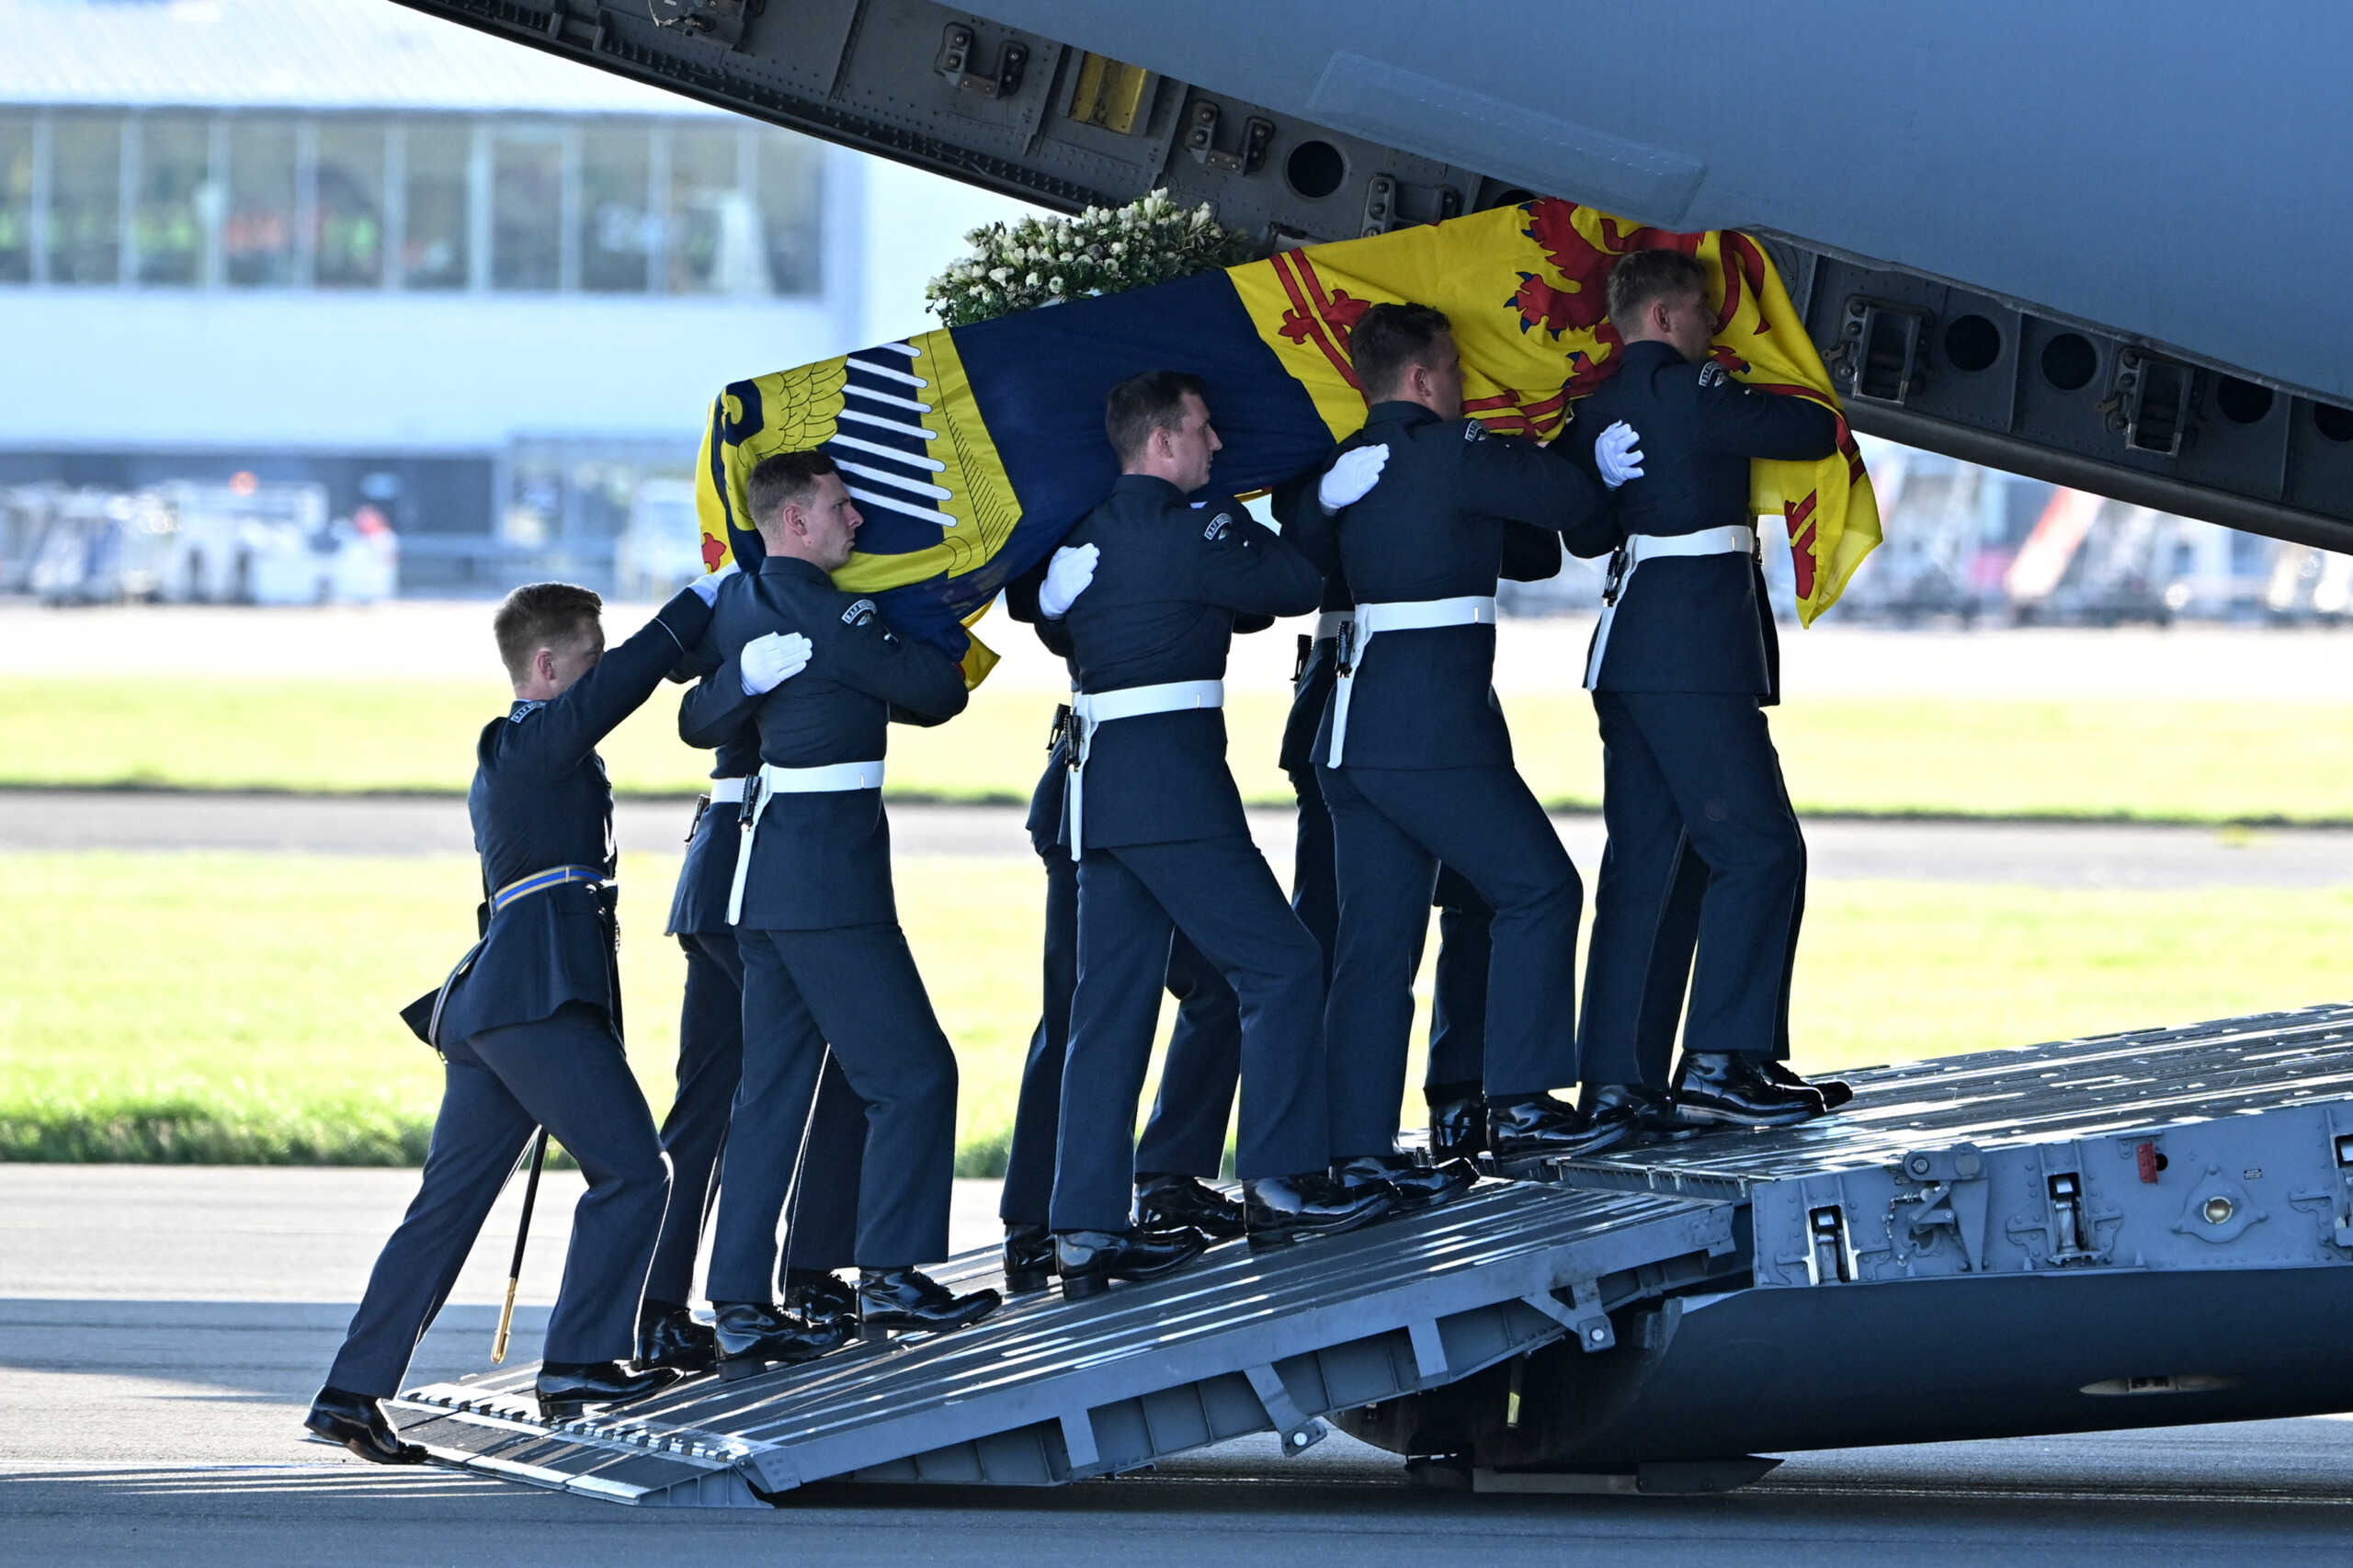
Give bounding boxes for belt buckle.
[1602,546,1629,607]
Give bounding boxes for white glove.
[1318,444,1389,512]
[738,631,812,696]
[1038,542,1098,619]
[689,560,740,606]
[1595,420,1644,489]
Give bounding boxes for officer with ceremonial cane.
[306,574,725,1460]
[1289,302,1645,1176]
[1565,249,1847,1130]
[994,547,1247,1294]
[1048,370,1393,1301]
[681,450,998,1374]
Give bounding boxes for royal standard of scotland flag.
[696,199,1880,676]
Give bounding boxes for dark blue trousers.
[1578,690,1805,1085]
[642,931,745,1307]
[1290,767,1495,1099]
[1000,843,1241,1226]
[704,923,956,1298]
[1051,835,1328,1233]
[1318,763,1582,1155]
[326,1002,669,1396]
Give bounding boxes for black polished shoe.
[1053,1226,1209,1301]
[1243,1170,1395,1247]
[1486,1093,1634,1160]
[634,1299,717,1375]
[1765,1059,1854,1110]
[782,1267,860,1334]
[858,1267,1002,1333]
[1671,1052,1826,1129]
[535,1359,681,1418]
[1577,1082,1682,1141]
[1334,1152,1477,1212]
[304,1385,425,1464]
[1426,1083,1489,1161]
[1134,1173,1247,1240]
[710,1301,850,1382]
[1001,1223,1056,1293]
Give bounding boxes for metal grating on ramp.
[387,1182,1737,1506]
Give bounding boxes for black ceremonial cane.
[492,1128,551,1364]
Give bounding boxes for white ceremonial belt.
[1325,594,1497,767]
[1584,525,1756,691]
[758,760,884,794]
[1065,678,1223,859]
[707,776,747,804]
[1313,609,1355,643]
[725,760,886,924]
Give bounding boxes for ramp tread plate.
[1552,1002,2353,1191]
[392,1182,1735,1503]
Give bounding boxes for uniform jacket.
[664,720,760,937]
[1056,474,1322,849]
[1273,472,1567,775]
[678,556,968,931]
[420,586,712,1047]
[1285,400,1609,770]
[1565,340,1839,703]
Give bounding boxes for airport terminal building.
[0,0,877,591]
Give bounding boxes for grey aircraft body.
[392,0,2353,552]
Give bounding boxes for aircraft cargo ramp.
[387,1002,2353,1507]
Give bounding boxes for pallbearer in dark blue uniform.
[1295,303,1641,1171]
[634,707,872,1368]
[681,451,998,1372]
[1276,476,1567,1164]
[1050,370,1393,1300]
[630,715,754,1374]
[1567,249,1847,1130]
[995,550,1245,1295]
[306,577,723,1460]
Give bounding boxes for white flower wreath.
[923,189,1253,327]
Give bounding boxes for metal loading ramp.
[386,1181,1741,1507]
[1336,1001,2353,1476]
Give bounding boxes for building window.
[48,114,120,285]
[133,115,211,287]
[491,127,562,290]
[225,118,297,286]
[313,120,384,288]
[665,125,751,295]
[579,123,651,293]
[0,116,31,284]
[756,129,823,297]
[401,121,469,290]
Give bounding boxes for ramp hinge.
[1244,1364,1328,1456]
[2336,1131,2353,1247]
[1806,1205,1855,1284]
[1521,1282,1615,1351]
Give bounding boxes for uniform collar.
[757,554,834,586]
[1363,399,1441,429]
[1618,338,1689,369]
[1112,472,1186,504]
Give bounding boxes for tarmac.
[6,1164,2353,1565]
